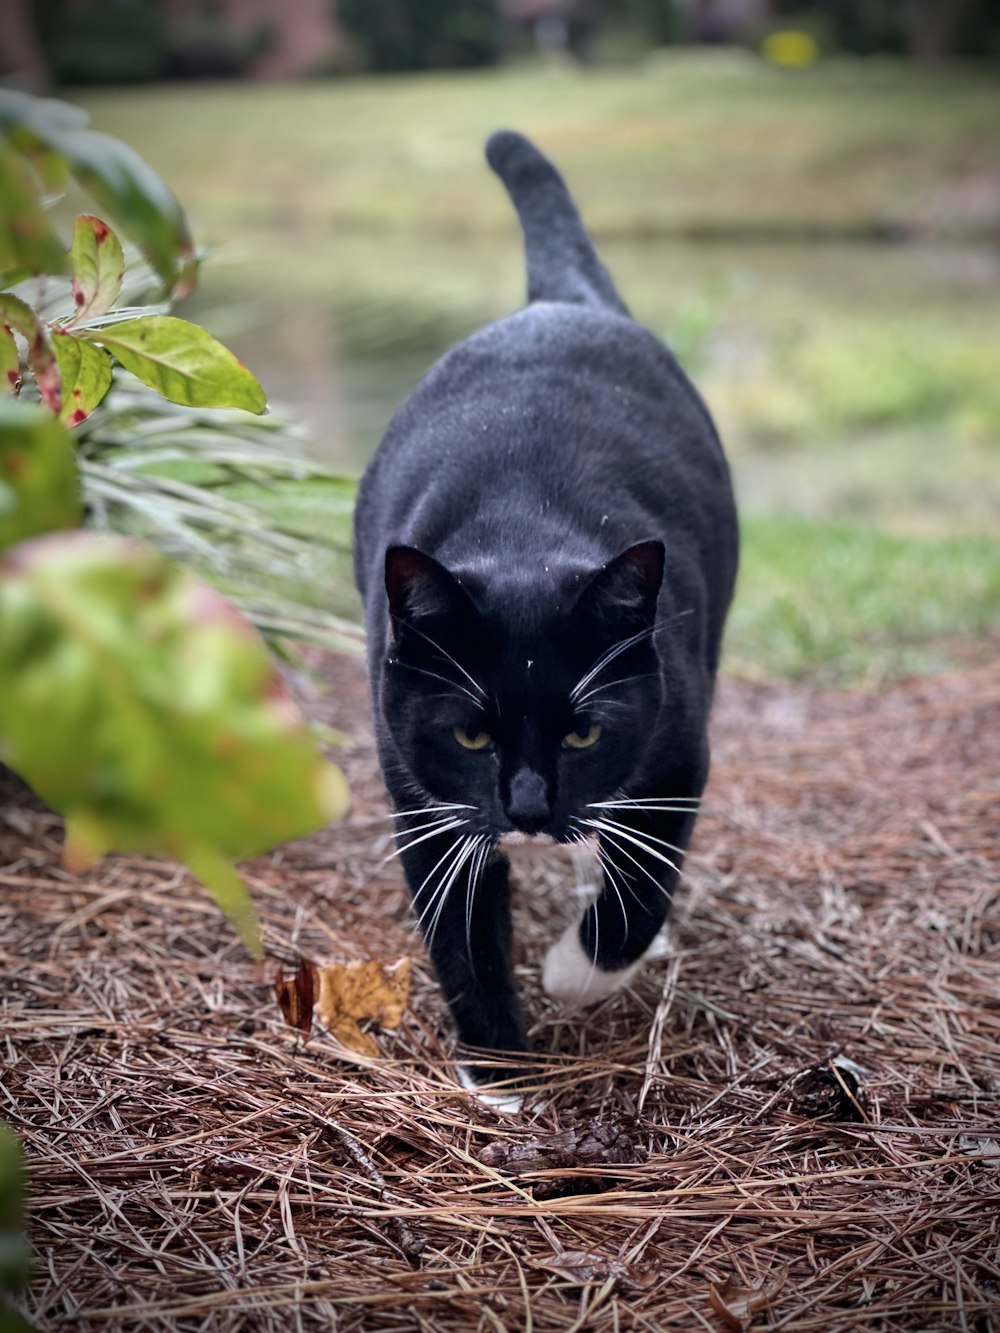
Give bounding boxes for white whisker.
[592,823,670,901]
[427,835,480,950]
[593,813,690,861]
[399,662,482,709]
[574,671,662,707]
[589,799,701,815]
[393,802,477,817]
[570,625,656,703]
[403,624,488,703]
[414,836,470,922]
[583,816,684,882]
[465,835,492,961]
[388,816,468,861]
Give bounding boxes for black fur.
[354,130,738,1083]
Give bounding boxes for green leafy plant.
[0,89,353,955]
[0,1121,31,1322]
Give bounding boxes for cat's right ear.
[385,546,468,630]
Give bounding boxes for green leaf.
[0,400,82,551]
[183,843,262,960]
[0,89,89,138]
[0,295,38,342]
[40,127,197,298]
[0,533,349,953]
[0,1120,30,1293]
[0,327,19,396]
[79,317,266,414]
[69,214,124,322]
[0,139,69,278]
[51,331,113,426]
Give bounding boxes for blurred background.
[3,0,998,683]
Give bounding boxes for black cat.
[354,130,738,1097]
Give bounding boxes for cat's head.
[380,540,665,841]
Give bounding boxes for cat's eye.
[563,723,603,750]
[453,726,493,751]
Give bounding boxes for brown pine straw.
[2,652,998,1330]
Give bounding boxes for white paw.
[542,921,641,1009]
[456,1066,524,1115]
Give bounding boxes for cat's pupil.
[453,725,492,751]
[564,723,603,750]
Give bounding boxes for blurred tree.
[338,0,503,71]
[604,0,677,45]
[0,0,48,90]
[33,0,168,85]
[778,0,1000,56]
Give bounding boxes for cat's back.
[355,298,731,592]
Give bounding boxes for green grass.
[67,59,1000,684]
[729,517,1000,683]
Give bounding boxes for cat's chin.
[500,831,558,849]
[542,922,642,1009]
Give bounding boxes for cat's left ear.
[575,540,664,627]
[385,545,472,629]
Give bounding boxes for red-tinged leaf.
[40,127,197,298]
[1,325,20,396]
[0,533,349,955]
[0,400,82,553]
[79,316,266,414]
[0,138,69,278]
[0,296,60,413]
[69,214,124,322]
[27,327,60,415]
[51,330,113,426]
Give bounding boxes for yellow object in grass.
[761,30,820,69]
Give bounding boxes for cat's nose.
[506,767,551,833]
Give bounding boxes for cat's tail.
[485,129,628,316]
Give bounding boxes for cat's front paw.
[456,1065,525,1115]
[542,922,641,1009]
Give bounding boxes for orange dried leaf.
[313,957,411,1058]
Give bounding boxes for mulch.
[1,651,998,1331]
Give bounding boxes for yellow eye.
[563,723,603,750]
[454,726,493,751]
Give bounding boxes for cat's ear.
[575,540,664,627]
[385,546,470,628]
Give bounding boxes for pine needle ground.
[2,652,998,1330]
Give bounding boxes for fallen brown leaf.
[539,1249,655,1292]
[274,954,412,1056]
[313,956,411,1058]
[274,956,316,1035]
[708,1270,787,1329]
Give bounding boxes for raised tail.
[486,130,628,316]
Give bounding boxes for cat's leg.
[397,828,527,1093]
[543,801,698,1008]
